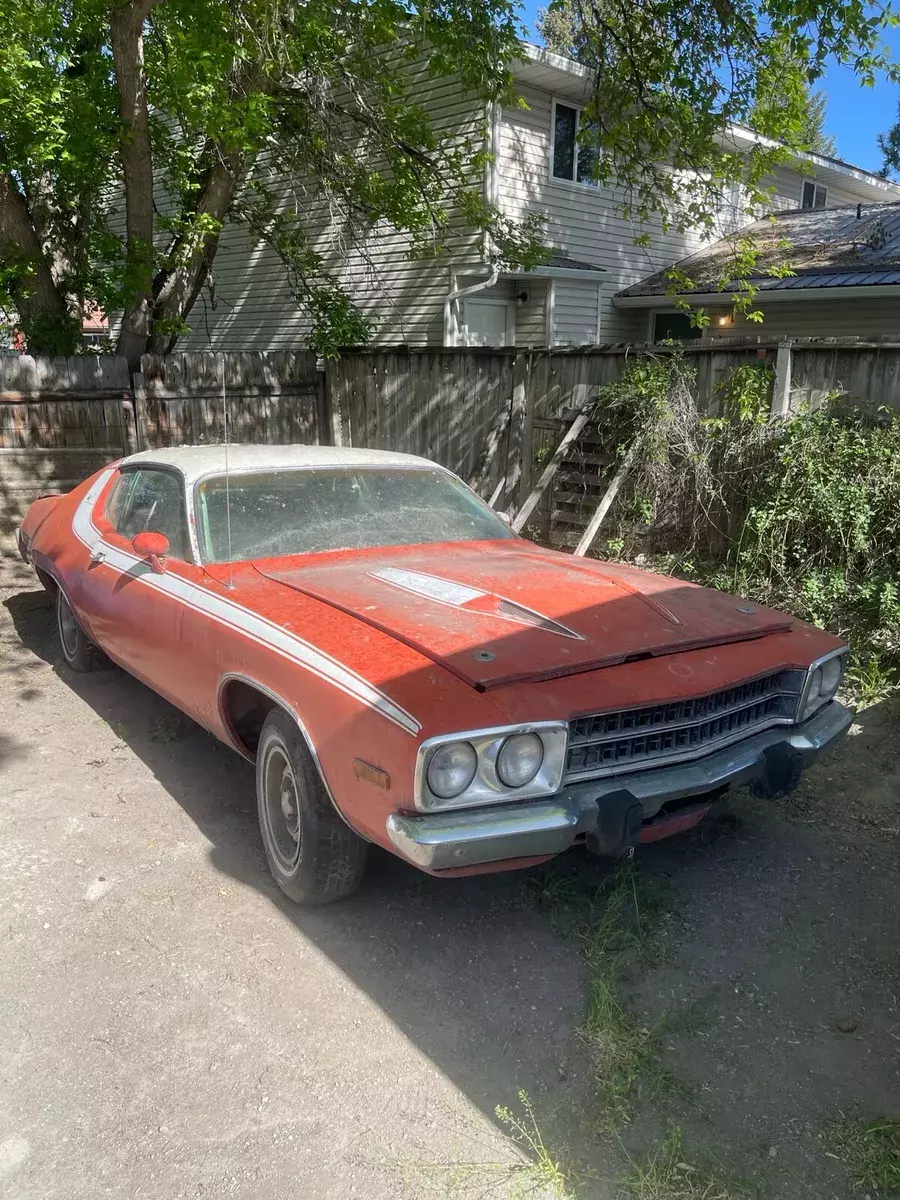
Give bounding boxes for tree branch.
[146,147,245,355]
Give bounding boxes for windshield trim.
[191,463,508,566]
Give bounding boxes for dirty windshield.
[195,467,515,562]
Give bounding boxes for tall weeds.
[590,351,900,703]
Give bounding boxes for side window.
[113,469,190,561]
[105,472,136,529]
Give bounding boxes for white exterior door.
[461,298,515,346]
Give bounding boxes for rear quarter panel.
[22,473,104,606]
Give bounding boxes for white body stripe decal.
[70,473,421,735]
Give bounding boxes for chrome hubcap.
[262,745,302,870]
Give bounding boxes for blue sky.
[516,3,900,174]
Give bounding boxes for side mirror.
[498,511,512,527]
[132,530,170,574]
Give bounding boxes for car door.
[78,465,206,717]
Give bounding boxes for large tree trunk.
[110,0,162,371]
[145,150,245,356]
[0,173,75,352]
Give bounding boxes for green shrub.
[589,352,900,705]
[729,404,900,698]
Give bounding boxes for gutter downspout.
[444,262,501,346]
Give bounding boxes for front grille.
[566,671,802,780]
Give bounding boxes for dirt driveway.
[1,553,898,1199]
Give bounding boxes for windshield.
[195,467,515,562]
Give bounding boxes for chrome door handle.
[89,547,107,565]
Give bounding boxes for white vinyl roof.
[122,444,441,486]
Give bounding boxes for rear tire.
[256,709,368,904]
[56,587,107,672]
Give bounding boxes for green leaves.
[1,0,537,353]
[538,0,895,300]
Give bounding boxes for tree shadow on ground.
[4,577,899,1199]
[2,579,610,1186]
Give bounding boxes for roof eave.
[614,283,900,307]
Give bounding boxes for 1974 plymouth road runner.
[16,444,853,904]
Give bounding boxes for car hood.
[255,542,792,690]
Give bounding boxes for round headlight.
[820,655,843,697]
[427,741,477,799]
[496,732,544,789]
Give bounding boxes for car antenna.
[221,353,235,591]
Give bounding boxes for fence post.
[317,367,335,446]
[503,352,532,514]
[122,397,138,455]
[772,340,793,417]
[132,370,150,450]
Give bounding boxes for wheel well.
[220,679,285,760]
[35,568,57,595]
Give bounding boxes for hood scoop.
[370,567,584,641]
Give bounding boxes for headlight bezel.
[414,722,569,812]
[799,647,848,721]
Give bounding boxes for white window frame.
[549,98,598,188]
[801,180,827,210]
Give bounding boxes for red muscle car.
[16,445,852,904]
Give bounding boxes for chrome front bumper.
[386,701,853,870]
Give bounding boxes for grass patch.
[828,1116,900,1195]
[495,1090,578,1198]
[621,1127,746,1199]
[574,864,699,1135]
[526,862,598,917]
[529,860,700,1134]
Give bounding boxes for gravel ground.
[1,552,898,1199]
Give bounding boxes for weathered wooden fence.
[0,356,134,545]
[324,341,787,510]
[136,352,323,448]
[4,337,900,549]
[0,351,322,545]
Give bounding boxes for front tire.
[256,709,368,904]
[56,587,106,672]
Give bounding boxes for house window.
[652,312,702,342]
[551,101,598,185]
[801,180,827,210]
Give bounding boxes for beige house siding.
[552,279,602,344]
[703,297,900,339]
[180,71,486,352]
[166,56,899,353]
[762,164,866,213]
[495,84,707,344]
[494,87,877,345]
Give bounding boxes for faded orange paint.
[19,463,845,873]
